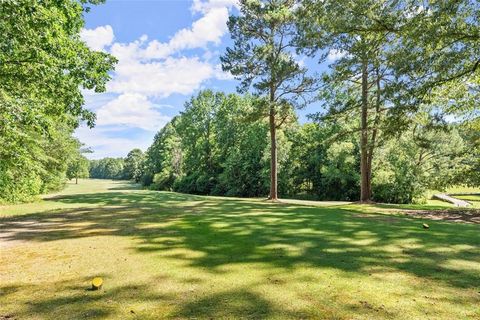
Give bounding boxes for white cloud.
[96,93,171,131]
[77,0,238,158]
[105,0,234,98]
[75,126,154,159]
[327,49,347,62]
[80,25,114,51]
[142,6,229,59]
[108,56,216,97]
[169,7,228,50]
[191,0,238,14]
[75,93,171,158]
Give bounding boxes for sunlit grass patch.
[1,180,479,319]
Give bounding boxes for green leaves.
[124,149,145,182]
[222,0,317,110]
[0,0,116,203]
[89,158,126,180]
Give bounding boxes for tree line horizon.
[1,0,478,204]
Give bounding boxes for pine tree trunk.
[360,60,371,202]
[269,108,278,200]
[367,67,382,200]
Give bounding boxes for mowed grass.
[0,179,139,217]
[454,194,480,208]
[0,180,479,319]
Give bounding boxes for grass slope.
[1,180,479,319]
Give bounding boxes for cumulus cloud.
[75,126,155,159]
[96,93,171,131]
[168,7,228,50]
[80,25,114,51]
[75,93,171,158]
[105,0,234,98]
[327,49,347,62]
[108,55,216,97]
[124,5,230,60]
[78,0,237,158]
[190,0,238,14]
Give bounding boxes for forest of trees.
[94,87,478,203]
[136,90,477,204]
[89,149,144,182]
[1,0,479,204]
[125,1,479,204]
[0,0,116,203]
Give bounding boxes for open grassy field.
[1,180,479,319]
[454,194,480,208]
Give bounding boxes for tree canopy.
[130,89,477,204]
[0,0,116,203]
[222,0,317,200]
[2,0,478,204]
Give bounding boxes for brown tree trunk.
[360,60,371,202]
[367,135,375,200]
[269,106,278,200]
[76,176,78,184]
[367,66,382,200]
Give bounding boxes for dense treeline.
[137,0,480,203]
[296,0,480,201]
[89,149,144,182]
[90,158,126,180]
[3,0,479,204]
[96,0,478,204]
[143,92,272,197]
[135,90,478,203]
[0,0,116,203]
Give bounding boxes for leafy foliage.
[0,0,115,203]
[144,91,272,197]
[2,0,478,205]
[139,90,477,203]
[124,149,145,182]
[222,0,317,199]
[89,158,126,180]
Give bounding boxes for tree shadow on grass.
[174,288,273,319]
[107,182,143,191]
[1,190,479,293]
[0,276,178,320]
[2,277,319,320]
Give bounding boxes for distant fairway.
[1,180,478,319]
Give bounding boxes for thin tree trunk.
[269,105,278,200]
[76,176,78,184]
[360,59,370,202]
[366,66,382,200]
[367,137,375,200]
[206,115,212,174]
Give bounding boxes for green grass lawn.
[370,200,455,211]
[453,194,480,208]
[1,180,479,319]
[456,194,480,201]
[445,186,480,194]
[423,186,480,208]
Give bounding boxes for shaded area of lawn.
[1,182,479,319]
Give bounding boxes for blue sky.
[77,0,330,159]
